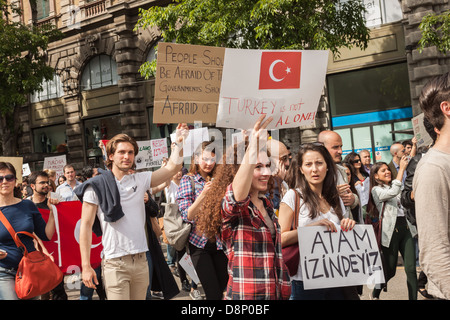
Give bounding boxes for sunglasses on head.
[299,142,324,148]
[0,174,15,183]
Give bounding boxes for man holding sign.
[78,124,189,300]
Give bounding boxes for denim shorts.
[0,267,18,300]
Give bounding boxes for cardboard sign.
[412,113,433,148]
[298,225,385,290]
[217,49,329,130]
[154,42,225,124]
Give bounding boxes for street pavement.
[65,242,427,301]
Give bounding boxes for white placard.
[179,253,200,284]
[298,225,385,290]
[216,49,329,130]
[43,154,66,180]
[170,127,210,158]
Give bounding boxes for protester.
[206,115,290,300]
[28,170,68,300]
[57,175,66,187]
[359,149,372,175]
[402,137,417,158]
[343,152,369,184]
[43,169,57,192]
[341,162,363,224]
[55,164,80,201]
[279,142,355,300]
[267,139,291,215]
[414,72,450,300]
[0,162,56,300]
[367,160,417,300]
[401,117,438,299]
[176,140,228,300]
[77,124,189,300]
[387,142,407,183]
[317,131,360,219]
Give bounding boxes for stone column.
[400,0,450,116]
[114,14,147,141]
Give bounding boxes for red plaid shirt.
[221,184,291,300]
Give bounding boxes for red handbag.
[0,209,63,300]
[281,190,301,276]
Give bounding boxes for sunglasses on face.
[351,159,361,163]
[0,174,16,183]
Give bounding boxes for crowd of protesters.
[1,74,450,301]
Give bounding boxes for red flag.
[39,201,103,274]
[258,51,302,90]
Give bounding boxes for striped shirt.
[176,173,223,250]
[221,183,291,300]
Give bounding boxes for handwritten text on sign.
[135,138,168,170]
[216,49,328,130]
[154,42,225,124]
[298,225,385,290]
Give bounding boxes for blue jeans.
[0,268,18,300]
[290,280,344,300]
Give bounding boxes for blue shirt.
[56,180,81,201]
[0,200,49,270]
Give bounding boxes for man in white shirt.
[55,164,80,201]
[79,124,189,300]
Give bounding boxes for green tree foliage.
[135,0,370,78]
[418,11,450,53]
[0,0,62,155]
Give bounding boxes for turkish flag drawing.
[258,51,302,90]
[39,201,103,274]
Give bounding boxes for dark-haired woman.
[279,143,355,300]
[367,160,418,300]
[343,152,369,185]
[0,162,55,300]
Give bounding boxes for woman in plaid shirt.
[176,141,228,300]
[198,116,291,300]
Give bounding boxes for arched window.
[81,54,118,91]
[30,73,64,103]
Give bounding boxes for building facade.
[11,0,449,171]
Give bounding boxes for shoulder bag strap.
[0,209,36,255]
[292,189,300,230]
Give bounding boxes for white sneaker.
[190,289,203,300]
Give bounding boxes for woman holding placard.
[366,161,417,300]
[278,142,356,300]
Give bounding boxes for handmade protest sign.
[298,225,385,290]
[135,138,168,170]
[216,49,328,130]
[412,113,433,148]
[43,154,66,181]
[154,42,225,124]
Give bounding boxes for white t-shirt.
[281,188,346,281]
[83,172,152,259]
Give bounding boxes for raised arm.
[151,123,189,187]
[231,115,273,202]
